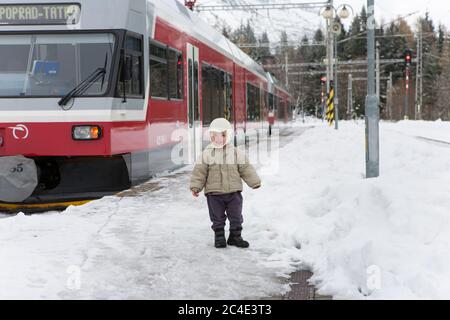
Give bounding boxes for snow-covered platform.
[0,119,449,300]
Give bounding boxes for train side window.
[225,73,233,122]
[168,49,183,100]
[262,90,268,118]
[150,43,183,100]
[278,99,286,120]
[268,93,274,111]
[215,69,223,120]
[246,83,252,121]
[118,34,144,98]
[246,83,261,122]
[255,86,261,121]
[202,64,232,126]
[150,43,168,99]
[201,65,212,125]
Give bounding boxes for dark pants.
[206,192,243,231]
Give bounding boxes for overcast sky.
[335,0,450,30]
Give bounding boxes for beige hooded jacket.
[190,143,261,195]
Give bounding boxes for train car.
[0,0,292,211]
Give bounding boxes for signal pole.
[387,72,393,120]
[404,49,412,120]
[365,0,380,178]
[405,66,410,120]
[334,28,339,130]
[348,73,353,119]
[320,76,326,120]
[376,41,380,101]
[325,5,333,102]
[415,27,423,120]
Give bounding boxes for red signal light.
[185,0,196,10]
[404,49,413,66]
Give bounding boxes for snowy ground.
[0,119,449,300]
[389,120,450,144]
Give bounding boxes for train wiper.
[58,67,106,107]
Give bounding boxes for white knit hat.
[209,118,233,146]
[209,118,232,133]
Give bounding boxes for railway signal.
[320,76,327,119]
[404,48,413,67]
[404,48,413,120]
[185,0,196,11]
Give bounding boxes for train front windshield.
[0,33,115,98]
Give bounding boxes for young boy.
[190,118,261,249]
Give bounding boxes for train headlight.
[72,126,102,140]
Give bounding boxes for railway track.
[414,136,450,147]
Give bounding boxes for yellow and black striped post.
[326,87,335,126]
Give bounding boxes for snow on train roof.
[151,0,268,80]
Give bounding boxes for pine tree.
[312,29,326,62]
[295,28,329,118]
[245,20,259,60]
[434,26,450,120]
[335,16,347,60]
[231,20,259,61]
[257,31,273,65]
[420,13,441,120]
[360,6,367,30]
[297,35,312,62]
[346,12,365,59]
[222,25,232,39]
[437,24,445,55]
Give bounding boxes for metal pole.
[365,0,380,178]
[334,31,339,130]
[387,72,393,120]
[325,16,331,122]
[329,1,334,112]
[415,27,423,120]
[302,98,306,123]
[404,65,410,120]
[376,41,380,100]
[320,84,324,119]
[389,72,393,120]
[348,73,353,119]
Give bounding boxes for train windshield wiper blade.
[58,67,106,107]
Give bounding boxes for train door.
[186,43,202,163]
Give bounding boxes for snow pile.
[246,120,450,299]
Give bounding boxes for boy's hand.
[192,190,200,197]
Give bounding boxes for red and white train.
[0,0,293,210]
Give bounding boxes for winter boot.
[227,228,249,248]
[214,229,227,248]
